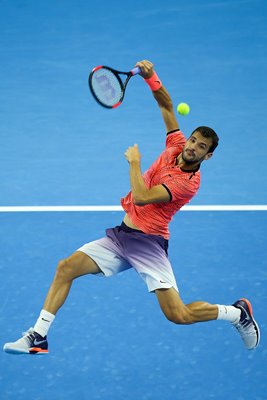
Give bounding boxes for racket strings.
[91,68,123,107]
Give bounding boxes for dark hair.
[192,126,219,153]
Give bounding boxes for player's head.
[182,126,219,165]
[192,126,219,153]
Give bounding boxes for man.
[3,60,260,354]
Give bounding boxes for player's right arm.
[136,60,179,133]
[152,85,179,133]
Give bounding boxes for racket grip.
[131,66,141,76]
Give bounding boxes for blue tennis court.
[0,1,266,399]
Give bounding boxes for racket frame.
[88,65,140,109]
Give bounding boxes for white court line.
[0,205,267,212]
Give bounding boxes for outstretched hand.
[124,144,141,164]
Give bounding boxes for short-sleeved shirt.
[121,130,200,240]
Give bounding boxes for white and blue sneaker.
[3,328,48,355]
[232,298,260,350]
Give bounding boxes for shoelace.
[22,328,35,337]
[21,328,36,345]
[235,321,256,338]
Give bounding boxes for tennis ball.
[177,102,190,116]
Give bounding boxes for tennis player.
[3,60,260,354]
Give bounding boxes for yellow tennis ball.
[177,102,190,116]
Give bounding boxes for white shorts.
[77,223,178,293]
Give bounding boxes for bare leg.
[155,287,218,324]
[43,251,101,315]
[2,251,102,353]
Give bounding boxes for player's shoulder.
[165,129,186,148]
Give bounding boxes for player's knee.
[55,258,73,282]
[165,306,193,325]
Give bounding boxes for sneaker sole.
[3,346,48,355]
[29,347,49,354]
[240,298,261,348]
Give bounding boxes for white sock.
[33,309,55,338]
[216,305,241,324]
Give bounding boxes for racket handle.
[130,66,141,76]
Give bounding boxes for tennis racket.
[88,65,141,109]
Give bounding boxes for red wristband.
[144,72,162,91]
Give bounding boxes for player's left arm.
[125,144,171,206]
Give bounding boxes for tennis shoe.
[232,298,260,350]
[3,328,48,354]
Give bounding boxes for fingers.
[135,60,154,79]
[124,144,138,156]
[124,144,141,163]
[125,144,138,151]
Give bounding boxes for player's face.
[182,131,213,164]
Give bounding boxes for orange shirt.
[121,130,200,240]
